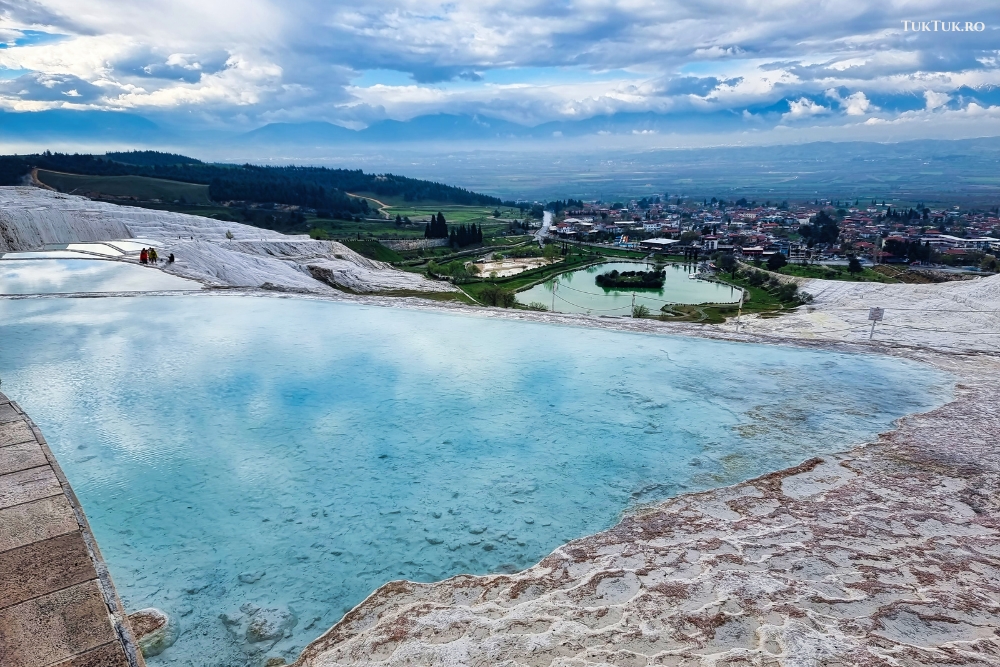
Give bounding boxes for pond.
[0,257,201,294]
[0,296,950,665]
[517,261,741,315]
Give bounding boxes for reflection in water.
[0,296,949,665]
[0,258,200,294]
[517,262,739,314]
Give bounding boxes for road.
[534,210,553,247]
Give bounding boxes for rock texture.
[128,608,176,658]
[740,273,1000,353]
[293,353,1000,667]
[0,187,456,294]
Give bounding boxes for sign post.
[868,307,884,340]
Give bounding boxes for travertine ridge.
[0,187,456,294]
[294,352,1000,667]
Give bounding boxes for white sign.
[868,307,885,322]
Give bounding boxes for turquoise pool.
[0,257,200,294]
[0,296,950,665]
[517,262,740,314]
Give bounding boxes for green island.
[595,268,666,289]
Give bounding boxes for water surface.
[0,258,200,294]
[518,261,740,314]
[0,296,949,665]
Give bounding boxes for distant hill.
[239,114,527,145]
[242,121,358,144]
[0,109,162,141]
[105,150,202,167]
[0,152,503,215]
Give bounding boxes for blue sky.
[1,1,1000,143]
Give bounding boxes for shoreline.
[2,286,996,665]
[4,284,993,359]
[290,347,999,666]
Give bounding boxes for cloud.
[0,0,996,139]
[924,89,951,110]
[783,97,829,120]
[0,71,104,103]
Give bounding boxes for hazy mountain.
[361,114,526,141]
[0,110,162,141]
[241,121,358,144]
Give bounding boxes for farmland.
[36,170,212,204]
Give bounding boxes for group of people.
[139,247,175,265]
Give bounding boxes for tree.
[480,284,516,307]
[632,304,650,318]
[767,253,787,271]
[848,255,863,276]
[717,253,738,278]
[395,214,402,226]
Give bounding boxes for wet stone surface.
[294,353,1000,667]
[0,394,142,667]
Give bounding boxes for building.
[640,238,680,252]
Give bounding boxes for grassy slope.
[776,262,899,283]
[37,170,212,204]
[340,240,404,263]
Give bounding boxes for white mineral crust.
[0,187,457,294]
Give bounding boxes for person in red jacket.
[139,248,148,264]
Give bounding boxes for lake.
[0,295,950,665]
[517,261,741,315]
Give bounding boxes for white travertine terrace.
[3,185,999,665]
[0,187,457,294]
[293,351,1000,667]
[288,272,1000,666]
[740,273,1000,353]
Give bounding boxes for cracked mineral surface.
[293,352,1000,667]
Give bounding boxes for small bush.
[480,284,517,308]
[632,304,651,318]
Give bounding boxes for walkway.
[0,392,145,667]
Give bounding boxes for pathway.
[0,392,145,667]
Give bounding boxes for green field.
[339,240,404,263]
[776,263,899,283]
[37,170,212,204]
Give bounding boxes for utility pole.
[736,289,744,332]
[632,292,636,316]
[551,282,558,313]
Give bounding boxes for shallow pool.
[0,258,201,294]
[517,262,740,314]
[0,296,950,665]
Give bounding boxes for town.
[540,196,1000,272]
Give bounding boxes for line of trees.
[423,212,483,247]
[450,223,483,248]
[0,152,503,209]
[799,210,840,244]
[884,239,934,263]
[424,212,449,238]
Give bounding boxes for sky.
[2,0,1000,143]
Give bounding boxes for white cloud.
[0,0,997,139]
[783,97,829,120]
[841,91,874,115]
[924,89,951,110]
